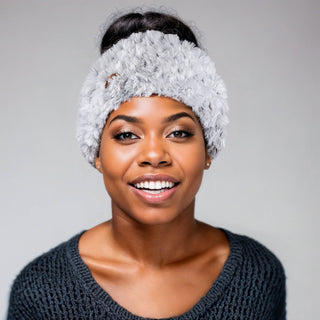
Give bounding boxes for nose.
[137,134,172,168]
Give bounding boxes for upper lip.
[130,174,179,185]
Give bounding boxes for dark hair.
[100,11,199,54]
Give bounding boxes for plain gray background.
[1,0,319,319]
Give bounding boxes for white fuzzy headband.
[77,30,229,167]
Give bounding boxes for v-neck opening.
[67,229,243,320]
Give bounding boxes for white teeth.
[143,189,163,194]
[134,180,175,190]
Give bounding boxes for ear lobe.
[95,158,102,173]
[204,150,211,170]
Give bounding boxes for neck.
[110,203,201,267]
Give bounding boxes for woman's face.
[96,96,210,225]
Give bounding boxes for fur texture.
[77,30,229,167]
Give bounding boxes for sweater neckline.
[67,229,243,320]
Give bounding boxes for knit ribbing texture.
[7,229,286,319]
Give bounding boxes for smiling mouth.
[131,181,178,194]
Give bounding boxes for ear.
[204,149,211,170]
[95,157,103,173]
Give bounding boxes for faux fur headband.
[77,30,229,167]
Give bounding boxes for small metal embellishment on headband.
[105,73,118,88]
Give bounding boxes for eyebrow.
[108,111,196,127]
[163,112,196,124]
[108,115,142,127]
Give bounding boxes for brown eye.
[114,132,139,141]
[168,130,193,138]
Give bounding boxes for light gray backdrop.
[1,0,319,319]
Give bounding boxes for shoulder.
[223,230,286,318]
[7,232,84,317]
[226,229,285,274]
[14,232,82,281]
[224,229,286,293]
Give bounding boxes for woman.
[7,10,286,319]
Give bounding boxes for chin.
[124,202,195,226]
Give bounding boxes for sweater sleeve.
[237,233,287,320]
[274,266,286,320]
[7,275,36,320]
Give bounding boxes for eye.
[113,132,139,141]
[167,130,193,139]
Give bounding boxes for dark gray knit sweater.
[7,230,286,319]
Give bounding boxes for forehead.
[106,96,199,125]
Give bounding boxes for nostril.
[140,159,170,167]
[141,161,152,166]
[138,147,172,167]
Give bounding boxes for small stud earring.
[97,165,101,169]
[206,162,211,168]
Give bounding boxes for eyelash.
[113,132,139,141]
[112,129,194,141]
[167,130,193,138]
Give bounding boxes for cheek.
[187,155,206,186]
[99,143,123,184]
[99,142,137,187]
[174,142,206,181]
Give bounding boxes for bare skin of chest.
[79,222,230,318]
